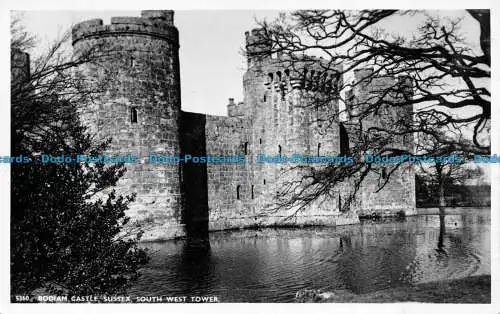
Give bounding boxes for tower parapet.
[245,28,273,67]
[349,68,414,125]
[227,98,245,117]
[263,60,341,95]
[72,10,178,46]
[141,10,174,24]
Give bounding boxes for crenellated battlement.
[245,28,272,56]
[263,66,341,94]
[257,58,342,96]
[72,10,178,45]
[244,28,342,94]
[227,98,245,117]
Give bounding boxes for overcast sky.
[16,10,481,117]
[17,10,281,115]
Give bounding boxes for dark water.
[129,208,490,302]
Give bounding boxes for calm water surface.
[129,208,490,302]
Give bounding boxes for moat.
[128,208,490,302]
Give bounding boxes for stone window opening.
[339,123,350,156]
[315,105,322,127]
[382,167,387,179]
[263,179,266,185]
[263,94,267,102]
[278,145,282,156]
[308,70,315,89]
[130,107,138,124]
[130,56,136,67]
[251,185,254,199]
[237,185,241,200]
[302,69,308,86]
[259,138,262,145]
[244,142,249,155]
[317,143,321,156]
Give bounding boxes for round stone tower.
[243,28,347,216]
[72,10,184,240]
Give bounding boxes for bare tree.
[250,10,490,214]
[10,14,127,156]
[416,132,485,208]
[10,12,36,51]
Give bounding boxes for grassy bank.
[296,275,490,303]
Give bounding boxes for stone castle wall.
[72,11,184,240]
[9,10,416,241]
[347,69,417,216]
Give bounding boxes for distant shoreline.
[416,207,491,215]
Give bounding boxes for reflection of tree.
[334,225,417,294]
[428,211,486,279]
[339,235,351,252]
[436,210,447,254]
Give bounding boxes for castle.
[15,10,417,241]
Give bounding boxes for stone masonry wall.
[64,12,417,241]
[348,69,417,216]
[234,32,360,227]
[72,11,185,240]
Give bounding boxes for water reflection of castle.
[129,210,489,300]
